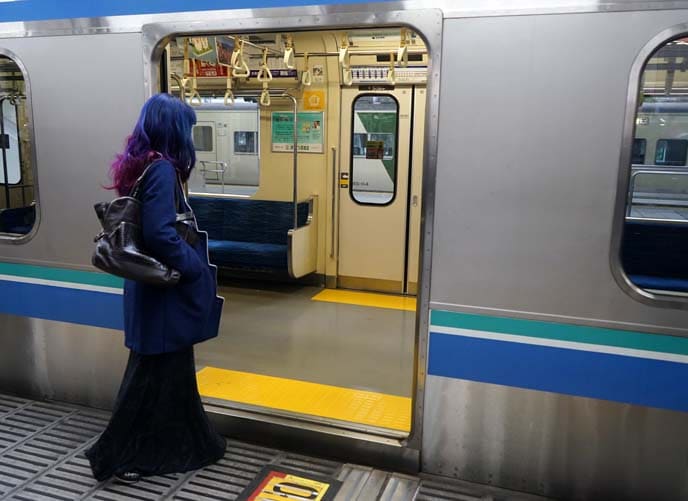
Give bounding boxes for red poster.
[192,60,228,77]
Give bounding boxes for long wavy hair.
[109,93,197,196]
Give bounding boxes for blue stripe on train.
[0,0,389,23]
[428,331,688,413]
[0,279,123,330]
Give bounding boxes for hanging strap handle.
[257,48,273,82]
[301,51,312,86]
[284,34,295,69]
[232,39,250,78]
[189,59,202,106]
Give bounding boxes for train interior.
[623,37,688,295]
[0,56,34,235]
[157,28,428,439]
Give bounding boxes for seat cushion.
[0,205,35,235]
[189,196,309,245]
[628,274,688,293]
[207,239,287,270]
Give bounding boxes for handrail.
[169,73,186,101]
[625,216,688,225]
[199,160,228,193]
[330,146,336,258]
[285,93,298,230]
[627,169,688,216]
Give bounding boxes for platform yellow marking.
[311,289,417,312]
[197,367,411,432]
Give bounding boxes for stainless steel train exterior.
[1,1,688,499]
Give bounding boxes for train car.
[2,1,688,499]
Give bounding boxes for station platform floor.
[0,393,549,501]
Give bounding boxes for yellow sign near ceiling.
[303,89,326,111]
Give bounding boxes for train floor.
[0,393,549,501]
[192,281,416,434]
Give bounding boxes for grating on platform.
[0,393,549,500]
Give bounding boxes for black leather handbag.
[92,161,197,286]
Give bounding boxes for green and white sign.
[271,112,324,153]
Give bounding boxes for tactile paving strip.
[0,393,548,501]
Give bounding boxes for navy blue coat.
[123,160,223,354]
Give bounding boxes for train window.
[632,138,647,165]
[655,139,688,166]
[234,131,256,154]
[192,124,214,152]
[0,54,36,240]
[350,94,399,205]
[620,35,688,296]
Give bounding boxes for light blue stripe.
[431,309,688,356]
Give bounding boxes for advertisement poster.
[271,111,324,153]
[215,36,235,66]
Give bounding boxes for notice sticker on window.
[365,140,385,160]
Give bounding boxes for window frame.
[192,123,215,153]
[655,138,688,166]
[233,130,258,155]
[0,48,39,245]
[611,26,688,307]
[632,137,647,165]
[348,92,400,207]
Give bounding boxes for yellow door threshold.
[196,367,411,433]
[311,289,417,312]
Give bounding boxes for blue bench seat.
[0,204,35,235]
[189,196,309,273]
[622,221,688,293]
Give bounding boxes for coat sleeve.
[139,161,204,281]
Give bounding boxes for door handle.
[412,195,418,207]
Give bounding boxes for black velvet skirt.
[86,347,226,481]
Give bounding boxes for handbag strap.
[130,159,185,214]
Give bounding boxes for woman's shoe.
[115,471,141,484]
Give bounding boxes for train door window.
[655,139,688,166]
[193,124,214,152]
[350,94,399,205]
[619,35,688,296]
[0,54,36,240]
[632,138,646,165]
[234,131,256,154]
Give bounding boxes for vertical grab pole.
[330,146,337,258]
[284,93,298,230]
[0,97,10,209]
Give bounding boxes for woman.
[86,93,226,484]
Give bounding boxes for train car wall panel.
[0,315,127,409]
[424,11,688,500]
[0,33,145,266]
[422,376,688,500]
[430,12,688,330]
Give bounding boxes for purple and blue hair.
[110,93,197,196]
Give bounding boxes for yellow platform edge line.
[311,289,417,312]
[197,367,412,433]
